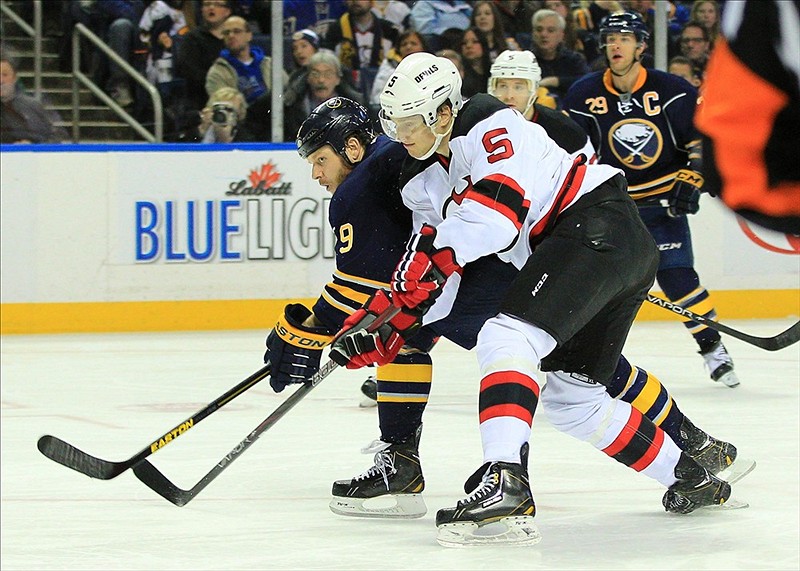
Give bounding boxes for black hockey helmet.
[599,11,650,46]
[296,97,375,165]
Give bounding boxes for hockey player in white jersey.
[329,52,740,547]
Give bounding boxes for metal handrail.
[71,22,162,142]
[0,0,42,98]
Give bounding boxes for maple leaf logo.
[249,162,282,188]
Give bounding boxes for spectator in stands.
[283,0,347,36]
[205,14,282,140]
[494,0,535,42]
[321,0,399,104]
[668,55,701,88]
[544,0,599,65]
[174,85,255,142]
[282,50,365,142]
[437,26,468,53]
[176,0,232,112]
[290,28,320,73]
[93,0,146,108]
[690,0,721,46]
[139,0,188,88]
[679,20,712,81]
[205,15,276,104]
[196,86,255,142]
[409,0,472,51]
[531,8,590,106]
[459,27,492,98]
[369,29,428,108]
[1,53,68,144]
[284,28,320,106]
[572,0,623,36]
[371,0,411,31]
[470,1,519,62]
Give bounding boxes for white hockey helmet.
[488,50,541,115]
[379,52,463,159]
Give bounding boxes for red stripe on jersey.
[601,407,642,457]
[464,191,525,230]
[529,158,587,244]
[479,403,533,425]
[630,425,665,472]
[481,371,541,397]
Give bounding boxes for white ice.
[2,319,799,570]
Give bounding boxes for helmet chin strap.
[417,117,455,160]
[522,91,537,119]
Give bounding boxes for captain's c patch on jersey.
[608,119,663,169]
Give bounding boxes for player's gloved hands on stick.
[330,290,421,369]
[264,304,335,392]
[667,169,703,217]
[391,224,462,310]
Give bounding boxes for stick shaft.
[133,305,402,505]
[646,294,800,351]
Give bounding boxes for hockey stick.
[37,364,271,480]
[133,306,401,507]
[646,294,800,351]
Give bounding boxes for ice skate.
[680,417,756,484]
[663,453,746,513]
[701,340,740,387]
[436,446,540,547]
[358,375,377,408]
[329,425,425,518]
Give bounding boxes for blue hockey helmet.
[599,11,650,45]
[296,97,375,164]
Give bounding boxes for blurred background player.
[564,12,741,388]
[695,0,800,235]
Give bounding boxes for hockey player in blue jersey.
[563,11,740,388]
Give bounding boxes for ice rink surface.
[2,318,799,570]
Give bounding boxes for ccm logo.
[531,273,548,297]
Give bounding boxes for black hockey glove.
[667,169,703,217]
[264,304,335,392]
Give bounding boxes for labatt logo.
[226,161,292,196]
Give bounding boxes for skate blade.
[436,516,542,548]
[714,370,740,388]
[720,457,756,484]
[699,496,749,511]
[329,493,426,519]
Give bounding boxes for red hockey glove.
[391,224,462,310]
[329,290,421,369]
[667,169,703,217]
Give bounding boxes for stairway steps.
[1,17,148,142]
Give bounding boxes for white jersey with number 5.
[402,94,622,270]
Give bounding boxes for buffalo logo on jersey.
[607,119,663,170]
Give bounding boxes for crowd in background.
[1,0,724,144]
